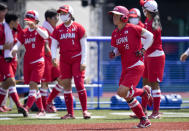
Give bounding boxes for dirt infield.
[1,122,189,131]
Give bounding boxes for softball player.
[140,0,165,119]
[129,8,144,27]
[109,5,153,128]
[50,5,91,119]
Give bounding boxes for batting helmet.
[24,10,39,22]
[140,0,158,13]
[109,6,129,23]
[57,5,74,16]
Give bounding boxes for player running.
[12,10,49,117]
[140,0,165,119]
[109,5,153,128]
[49,5,91,119]
[40,9,60,113]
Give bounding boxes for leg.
[40,82,49,111]
[148,82,161,119]
[72,60,90,119]
[60,78,75,119]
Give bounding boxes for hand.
[136,48,146,57]
[80,64,86,71]
[109,51,115,59]
[52,58,58,67]
[12,50,17,58]
[3,42,13,50]
[180,53,188,62]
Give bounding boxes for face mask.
[129,18,139,25]
[60,14,70,23]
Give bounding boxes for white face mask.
[129,18,139,25]
[60,14,70,23]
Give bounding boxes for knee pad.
[125,87,135,98]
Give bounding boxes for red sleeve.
[133,24,142,39]
[78,24,85,39]
[51,28,59,41]
[111,31,117,47]
[17,29,24,44]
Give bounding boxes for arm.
[51,38,59,66]
[80,34,87,65]
[141,28,153,50]
[180,48,189,62]
[36,27,49,39]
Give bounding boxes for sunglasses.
[25,14,35,19]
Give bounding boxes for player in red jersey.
[129,8,144,28]
[12,10,49,117]
[0,12,28,116]
[140,0,165,119]
[49,5,91,119]
[109,6,154,128]
[40,9,60,113]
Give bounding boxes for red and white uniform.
[17,27,47,84]
[143,18,165,82]
[0,23,15,81]
[111,23,144,88]
[52,21,85,79]
[42,21,60,82]
[138,21,144,28]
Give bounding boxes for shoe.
[143,85,153,107]
[2,106,12,112]
[17,106,28,117]
[0,106,6,112]
[137,118,151,128]
[60,114,75,119]
[46,103,57,113]
[148,112,161,119]
[83,110,91,119]
[36,111,46,117]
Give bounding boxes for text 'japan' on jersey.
[111,23,143,70]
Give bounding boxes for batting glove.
[109,51,115,59]
[136,48,146,57]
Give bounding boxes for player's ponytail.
[150,12,162,31]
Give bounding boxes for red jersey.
[111,23,143,71]
[138,21,144,28]
[52,21,85,58]
[144,18,163,55]
[18,27,46,63]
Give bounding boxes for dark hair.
[0,3,7,11]
[45,9,57,21]
[5,13,18,24]
[149,12,162,30]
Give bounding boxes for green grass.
[1,108,189,125]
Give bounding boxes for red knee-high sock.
[152,89,161,112]
[0,88,7,106]
[64,91,74,115]
[36,91,44,112]
[127,98,145,119]
[78,89,87,112]
[40,88,48,109]
[132,88,145,97]
[47,84,62,104]
[25,89,37,110]
[8,86,21,107]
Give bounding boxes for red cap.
[57,5,74,16]
[24,10,39,22]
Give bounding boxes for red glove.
[109,51,115,59]
[136,48,146,57]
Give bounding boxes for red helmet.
[109,6,129,23]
